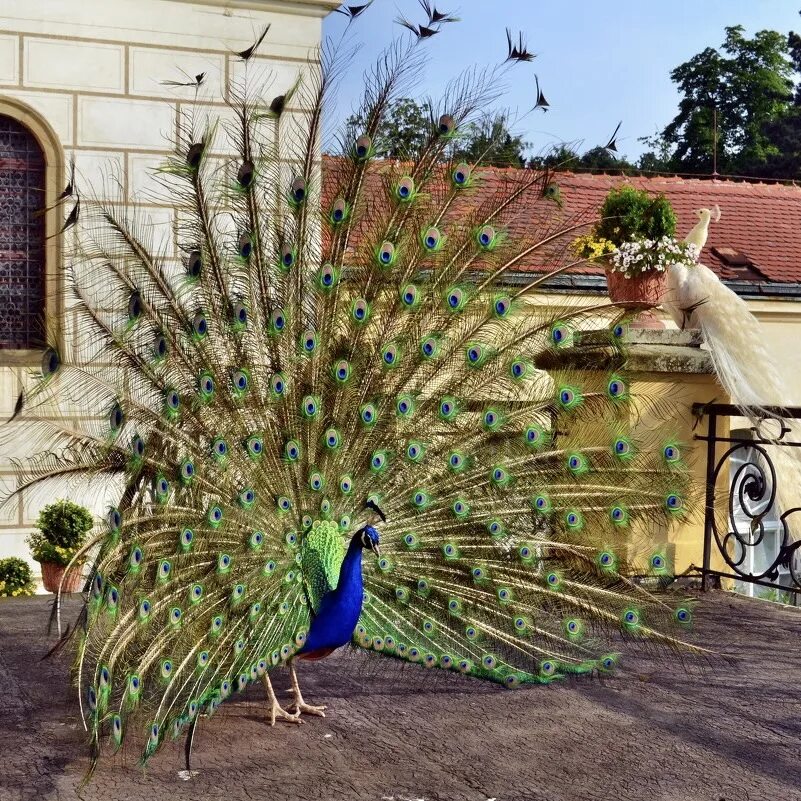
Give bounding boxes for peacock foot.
[262,673,303,726]
[287,688,327,718]
[268,700,304,727]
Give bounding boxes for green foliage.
[452,116,529,168]
[641,24,795,176]
[0,557,35,597]
[528,144,637,174]
[27,499,93,566]
[342,100,529,167]
[594,186,677,247]
[343,97,433,159]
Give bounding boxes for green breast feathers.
[301,521,346,613]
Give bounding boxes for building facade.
[0,0,338,576]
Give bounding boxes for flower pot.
[40,562,84,594]
[605,268,667,330]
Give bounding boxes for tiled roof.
[321,156,801,286]
[550,172,801,285]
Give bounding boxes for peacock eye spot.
[448,293,460,308]
[561,389,573,403]
[613,324,624,337]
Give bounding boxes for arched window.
[0,115,46,349]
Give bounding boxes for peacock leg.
[287,660,327,717]
[261,672,303,726]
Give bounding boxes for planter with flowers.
[573,185,697,328]
[27,499,93,594]
[0,557,36,598]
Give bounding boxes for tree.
[642,25,794,176]
[759,18,801,179]
[342,97,433,159]
[578,146,635,173]
[340,99,529,167]
[452,116,529,167]
[528,144,637,174]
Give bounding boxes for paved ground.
[1,591,800,801]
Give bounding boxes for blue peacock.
[6,10,700,773]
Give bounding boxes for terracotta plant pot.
[605,268,667,330]
[40,562,84,594]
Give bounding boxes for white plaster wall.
[0,0,335,579]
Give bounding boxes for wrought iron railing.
[693,403,801,602]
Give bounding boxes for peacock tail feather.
[4,25,699,768]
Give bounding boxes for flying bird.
[603,121,622,153]
[505,28,536,63]
[236,25,270,61]
[334,1,374,21]
[534,75,549,111]
[418,0,460,24]
[160,71,205,88]
[396,14,440,39]
[48,196,79,238]
[35,156,75,218]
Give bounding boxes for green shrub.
[27,499,94,567]
[0,557,35,597]
[594,185,677,247]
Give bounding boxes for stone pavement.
[1,591,800,801]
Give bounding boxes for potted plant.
[573,185,697,325]
[0,557,36,598]
[27,499,93,593]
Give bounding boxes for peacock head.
[358,525,381,559]
[696,205,721,224]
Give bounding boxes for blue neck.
[337,535,365,595]
[299,532,368,654]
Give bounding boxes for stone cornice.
[168,0,340,17]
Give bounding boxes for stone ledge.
[535,328,714,375]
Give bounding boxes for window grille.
[0,115,46,349]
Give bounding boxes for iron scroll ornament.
[709,440,801,588]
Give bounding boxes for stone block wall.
[0,0,336,577]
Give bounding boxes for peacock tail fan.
[2,25,701,767]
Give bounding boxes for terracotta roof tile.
[551,172,801,284]
[321,156,801,285]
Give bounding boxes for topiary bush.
[0,557,35,597]
[594,185,677,246]
[27,499,94,567]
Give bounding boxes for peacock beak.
[372,543,381,560]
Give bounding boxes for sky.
[322,0,800,162]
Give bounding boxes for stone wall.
[0,0,336,576]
